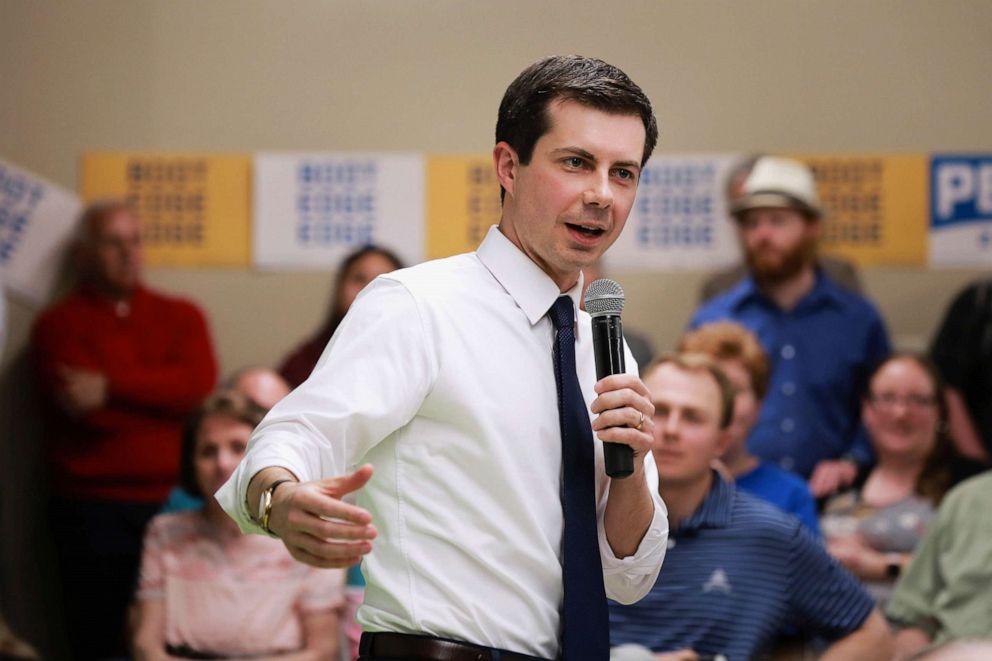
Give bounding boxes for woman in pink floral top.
[132,391,344,660]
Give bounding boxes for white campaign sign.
[604,153,742,272]
[253,152,425,270]
[0,158,81,304]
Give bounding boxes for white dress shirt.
[217,226,668,658]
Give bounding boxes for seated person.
[679,321,820,535]
[160,367,292,514]
[609,353,892,661]
[886,470,992,659]
[227,365,292,409]
[822,354,979,605]
[131,391,343,660]
[278,245,403,388]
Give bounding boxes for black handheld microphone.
[584,278,634,479]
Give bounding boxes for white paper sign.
[0,158,81,304]
[604,153,742,271]
[253,152,425,270]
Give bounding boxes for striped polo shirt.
[609,473,874,661]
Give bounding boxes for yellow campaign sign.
[79,152,251,267]
[426,154,500,259]
[790,154,928,267]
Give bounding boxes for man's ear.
[493,141,519,199]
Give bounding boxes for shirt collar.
[677,470,735,533]
[476,225,584,327]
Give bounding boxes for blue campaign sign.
[294,159,378,246]
[930,154,992,266]
[931,155,992,228]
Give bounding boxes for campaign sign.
[606,153,740,271]
[930,154,992,266]
[0,158,81,304]
[254,153,424,270]
[793,154,928,267]
[425,154,500,259]
[80,153,251,267]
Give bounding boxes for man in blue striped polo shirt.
[609,353,893,661]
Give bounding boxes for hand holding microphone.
[584,278,653,479]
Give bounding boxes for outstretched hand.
[268,464,378,568]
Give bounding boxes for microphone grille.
[584,278,625,317]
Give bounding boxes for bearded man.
[689,156,890,499]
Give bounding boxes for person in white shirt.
[216,54,668,661]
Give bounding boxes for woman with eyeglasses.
[821,353,981,605]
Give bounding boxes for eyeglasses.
[868,393,937,411]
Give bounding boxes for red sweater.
[32,285,218,502]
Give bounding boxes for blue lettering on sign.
[296,160,378,247]
[635,161,720,248]
[931,155,992,228]
[0,164,46,264]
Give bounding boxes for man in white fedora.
[689,156,891,499]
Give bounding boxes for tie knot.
[549,295,575,331]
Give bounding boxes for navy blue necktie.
[548,295,609,660]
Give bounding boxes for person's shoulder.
[386,252,478,285]
[145,510,204,542]
[730,488,804,540]
[941,470,992,513]
[383,252,491,302]
[33,288,88,326]
[691,281,747,325]
[140,285,209,318]
[753,461,810,494]
[820,273,882,318]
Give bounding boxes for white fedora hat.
[730,156,822,219]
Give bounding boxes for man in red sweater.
[31,200,217,660]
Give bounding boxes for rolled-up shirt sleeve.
[215,278,437,534]
[597,452,669,605]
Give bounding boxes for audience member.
[228,365,292,409]
[160,367,292,515]
[679,321,820,535]
[31,200,217,659]
[131,391,342,660]
[886,471,992,658]
[822,354,975,605]
[699,153,862,302]
[278,246,403,388]
[583,259,654,371]
[930,278,992,464]
[609,353,892,661]
[689,156,890,498]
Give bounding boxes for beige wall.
[1,0,991,653]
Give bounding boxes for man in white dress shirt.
[217,55,668,660]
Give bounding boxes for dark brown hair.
[495,55,658,200]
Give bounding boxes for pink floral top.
[137,512,344,656]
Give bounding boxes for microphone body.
[584,279,634,479]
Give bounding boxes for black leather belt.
[359,632,552,661]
